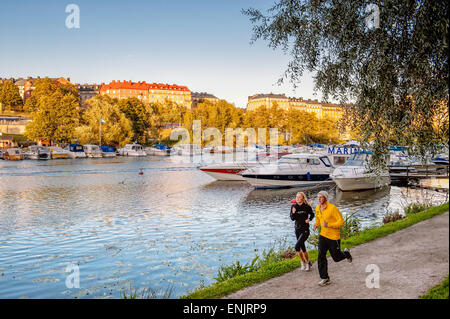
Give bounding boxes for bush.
[404,202,433,216]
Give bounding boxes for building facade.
[77,83,100,106]
[99,80,192,109]
[191,92,219,107]
[13,77,72,102]
[247,93,344,121]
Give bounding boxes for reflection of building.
[247,93,344,121]
[191,92,219,107]
[99,80,192,109]
[77,83,100,106]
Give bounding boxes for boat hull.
[200,168,247,181]
[333,175,390,191]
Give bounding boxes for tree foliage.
[243,0,449,168]
[25,78,80,143]
[76,95,134,147]
[0,80,23,112]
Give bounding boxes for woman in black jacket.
[290,192,315,271]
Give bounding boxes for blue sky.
[0,0,320,108]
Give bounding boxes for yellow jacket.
[314,203,344,240]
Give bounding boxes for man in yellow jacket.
[313,190,352,286]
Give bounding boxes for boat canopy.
[100,146,115,152]
[69,144,84,152]
[155,144,171,150]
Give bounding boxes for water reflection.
[0,157,447,299]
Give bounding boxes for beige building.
[247,93,344,121]
[191,92,220,107]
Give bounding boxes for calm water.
[0,155,447,298]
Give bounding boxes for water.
[0,156,447,298]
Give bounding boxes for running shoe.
[305,262,311,271]
[318,278,330,286]
[344,248,352,263]
[300,262,306,271]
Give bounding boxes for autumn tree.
[118,97,151,144]
[25,78,80,143]
[244,0,449,168]
[0,80,23,112]
[75,95,134,147]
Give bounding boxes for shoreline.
[182,202,449,299]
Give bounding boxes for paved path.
[225,212,449,299]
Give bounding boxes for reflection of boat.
[83,144,103,158]
[3,148,23,161]
[334,185,390,203]
[331,152,390,191]
[24,145,51,160]
[118,144,146,157]
[199,152,291,181]
[65,144,87,158]
[241,153,333,189]
[100,146,116,158]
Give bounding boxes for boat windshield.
[278,157,322,165]
[132,146,142,151]
[71,145,83,152]
[343,153,368,166]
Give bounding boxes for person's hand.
[305,219,310,223]
[313,224,318,230]
[292,207,296,214]
[322,221,328,227]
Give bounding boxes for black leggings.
[294,229,310,252]
[317,235,350,279]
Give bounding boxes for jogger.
[290,192,314,271]
[313,190,352,285]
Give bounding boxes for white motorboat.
[241,153,333,189]
[83,144,103,158]
[65,144,87,158]
[118,143,147,156]
[2,148,24,161]
[331,152,390,191]
[199,152,291,181]
[49,146,70,159]
[170,144,202,156]
[24,145,51,160]
[100,146,117,158]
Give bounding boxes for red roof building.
[99,80,192,108]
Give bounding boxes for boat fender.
[307,172,311,181]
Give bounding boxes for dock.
[389,164,449,184]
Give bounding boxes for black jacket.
[290,203,314,232]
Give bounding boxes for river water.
[0,155,447,298]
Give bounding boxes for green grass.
[182,202,449,299]
[420,275,449,299]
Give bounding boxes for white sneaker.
[305,262,311,271]
[300,262,306,271]
[318,278,331,286]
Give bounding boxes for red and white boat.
[199,152,291,181]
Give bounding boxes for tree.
[25,85,80,143]
[243,0,449,168]
[118,97,151,145]
[0,80,23,112]
[75,95,134,147]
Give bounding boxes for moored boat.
[241,153,333,188]
[24,145,51,160]
[50,146,70,159]
[100,146,116,158]
[3,148,24,161]
[331,151,390,191]
[65,144,87,158]
[118,143,146,156]
[83,144,103,158]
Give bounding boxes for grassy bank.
[182,202,449,299]
[420,275,449,299]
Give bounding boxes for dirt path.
[224,212,449,299]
